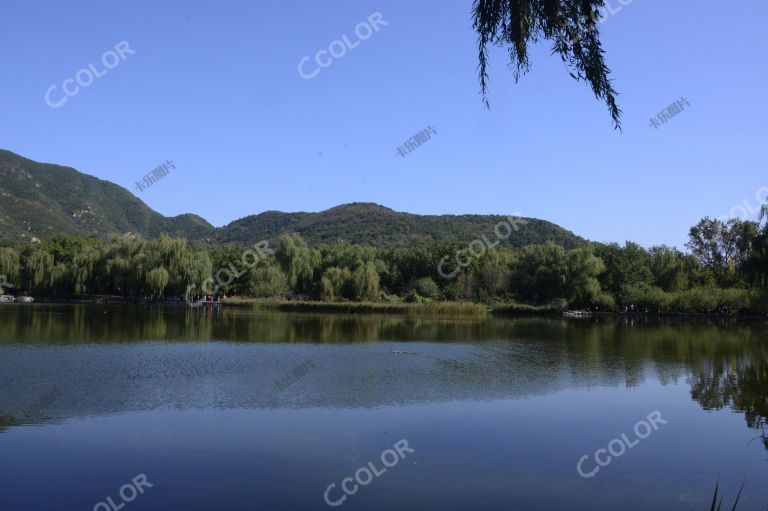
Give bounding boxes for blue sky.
[1,0,765,248]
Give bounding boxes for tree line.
[1,209,767,314]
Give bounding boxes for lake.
[0,305,766,510]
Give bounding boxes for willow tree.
[352,262,380,301]
[25,249,54,293]
[276,233,318,293]
[320,267,352,302]
[0,247,20,290]
[146,267,170,298]
[104,235,146,296]
[472,0,621,128]
[69,244,101,295]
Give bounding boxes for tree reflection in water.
[1,305,768,451]
[691,358,768,450]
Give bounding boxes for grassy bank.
[224,299,570,318]
[223,292,768,318]
[223,298,489,317]
[489,300,568,316]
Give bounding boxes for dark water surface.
[1,305,767,510]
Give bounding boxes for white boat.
[0,295,14,303]
[563,310,591,318]
[15,296,34,303]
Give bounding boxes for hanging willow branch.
[473,0,622,129]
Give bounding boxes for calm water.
[0,305,767,510]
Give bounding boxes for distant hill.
[0,149,581,249]
[0,150,213,241]
[214,203,581,249]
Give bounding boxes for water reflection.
[690,357,768,450]
[0,305,767,447]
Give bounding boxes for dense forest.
[1,209,768,314]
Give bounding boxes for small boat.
[0,295,15,303]
[563,310,591,318]
[14,296,34,303]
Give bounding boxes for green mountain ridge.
[0,149,582,249]
[0,149,213,241]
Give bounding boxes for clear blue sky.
[1,0,765,248]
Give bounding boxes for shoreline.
[3,297,762,320]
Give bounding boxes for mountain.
[215,203,581,249]
[0,149,581,248]
[0,149,213,241]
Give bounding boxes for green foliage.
[595,242,654,300]
[621,284,671,312]
[0,149,213,241]
[216,203,581,250]
[26,249,54,293]
[227,299,487,317]
[320,267,353,302]
[491,300,568,316]
[352,262,380,301]
[415,277,442,300]
[276,233,318,293]
[248,262,289,298]
[146,267,170,298]
[2,150,581,251]
[0,246,20,284]
[687,218,755,286]
[648,245,702,292]
[565,246,604,306]
[512,242,568,304]
[5,206,768,316]
[472,0,621,127]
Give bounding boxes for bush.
[670,288,717,313]
[593,292,616,311]
[248,264,289,298]
[746,290,768,314]
[403,291,428,303]
[415,277,442,300]
[621,284,670,312]
[714,288,749,313]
